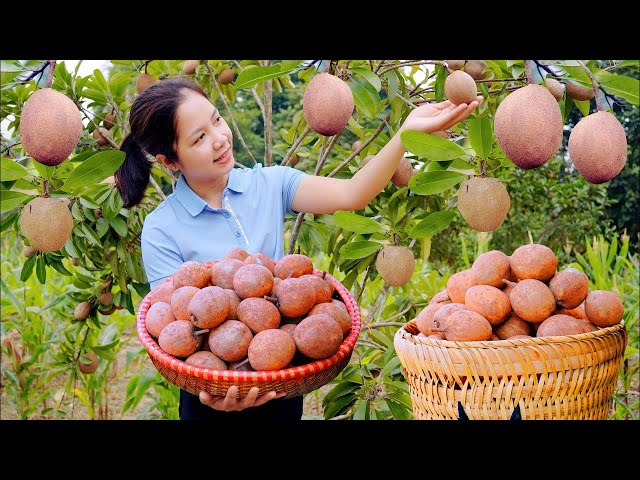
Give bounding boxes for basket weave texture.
[394,320,627,420]
[138,265,361,398]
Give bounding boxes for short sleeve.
[280,166,308,215]
[141,221,184,290]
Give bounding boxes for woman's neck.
[184,174,229,209]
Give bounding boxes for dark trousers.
[179,389,304,420]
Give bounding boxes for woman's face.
[173,90,234,182]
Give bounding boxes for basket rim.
[137,263,362,383]
[396,319,625,349]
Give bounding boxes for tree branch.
[524,60,533,85]
[46,60,56,88]
[203,61,257,165]
[286,213,306,255]
[281,125,311,167]
[263,60,273,166]
[577,60,603,111]
[364,283,390,325]
[379,60,447,76]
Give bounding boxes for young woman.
[116,76,480,420]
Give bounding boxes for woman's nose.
[212,131,226,150]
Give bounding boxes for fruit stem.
[479,159,487,177]
[576,60,603,111]
[46,60,56,88]
[524,60,533,85]
[194,329,210,337]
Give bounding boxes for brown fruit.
[332,299,348,313]
[293,313,343,359]
[279,323,297,337]
[183,60,199,75]
[92,127,111,146]
[544,78,565,102]
[103,112,115,130]
[432,130,449,139]
[210,258,245,289]
[248,329,296,371]
[223,247,250,261]
[494,84,563,169]
[391,157,416,188]
[510,244,557,281]
[299,274,332,304]
[99,292,113,305]
[74,301,92,321]
[429,289,451,305]
[233,264,274,298]
[584,290,624,327]
[508,279,556,323]
[158,320,203,358]
[244,253,275,274]
[19,88,83,166]
[148,281,176,306]
[446,60,466,71]
[170,286,200,321]
[446,269,479,303]
[548,268,589,309]
[185,351,227,370]
[472,250,512,288]
[272,277,316,317]
[188,286,230,329]
[303,72,354,136]
[464,60,487,80]
[273,254,314,279]
[555,302,587,320]
[237,297,281,333]
[208,320,253,363]
[173,261,211,289]
[457,176,510,232]
[464,285,511,327]
[288,153,300,167]
[415,302,448,336]
[217,68,235,85]
[565,82,595,101]
[78,352,100,374]
[430,303,467,333]
[224,289,241,320]
[361,155,375,167]
[568,111,627,184]
[352,140,363,152]
[444,70,477,105]
[436,310,492,341]
[136,73,156,94]
[308,303,351,335]
[508,335,533,340]
[99,305,117,316]
[494,314,532,339]
[536,314,598,337]
[145,302,176,338]
[375,245,415,287]
[20,197,73,252]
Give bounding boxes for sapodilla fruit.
[158,320,204,358]
[430,303,467,333]
[20,88,83,166]
[391,157,416,188]
[78,352,100,374]
[308,302,351,335]
[446,269,479,303]
[548,267,589,309]
[188,286,230,329]
[233,264,274,298]
[170,286,200,321]
[217,68,235,85]
[444,70,477,105]
[23,246,38,257]
[223,247,250,261]
[303,73,354,136]
[536,314,598,337]
[208,320,253,363]
[584,290,624,327]
[494,84,563,169]
[173,261,210,289]
[429,289,450,305]
[248,329,296,371]
[210,258,245,289]
[415,302,448,336]
[224,289,240,320]
[568,111,628,184]
[244,253,275,274]
[507,279,556,323]
[92,127,111,146]
[184,351,227,370]
[183,60,199,75]
[236,297,281,334]
[464,285,511,327]
[299,274,332,304]
[145,302,176,338]
[433,310,492,341]
[274,253,313,279]
[148,281,175,306]
[293,313,343,359]
[352,140,363,152]
[375,245,415,287]
[472,250,512,288]
[463,60,487,80]
[510,244,557,281]
[457,176,510,232]
[20,197,73,252]
[446,60,466,71]
[494,314,532,339]
[565,82,595,101]
[544,78,565,102]
[136,73,156,94]
[271,277,316,318]
[74,301,92,321]
[103,112,115,130]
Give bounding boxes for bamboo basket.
[394,319,626,420]
[138,265,361,399]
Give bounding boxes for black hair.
[115,77,207,208]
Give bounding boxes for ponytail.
[115,134,152,208]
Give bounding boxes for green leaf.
[48,258,72,276]
[616,60,639,69]
[409,211,456,238]
[339,241,382,260]
[467,117,493,159]
[333,211,385,234]
[109,216,128,237]
[384,70,398,100]
[408,171,466,195]
[235,65,296,89]
[280,60,303,71]
[20,254,37,282]
[1,191,33,214]
[349,76,380,119]
[80,223,101,246]
[96,217,109,238]
[594,72,639,105]
[435,65,446,102]
[400,130,466,161]
[35,254,47,284]
[574,99,591,117]
[32,161,56,180]
[1,157,30,181]
[62,151,125,194]
[386,399,412,420]
[350,66,381,92]
[352,399,370,420]
[323,381,361,404]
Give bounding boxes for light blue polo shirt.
[141,164,307,289]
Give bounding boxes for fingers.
[199,387,286,411]
[254,390,286,407]
[199,390,226,409]
[432,100,453,110]
[240,387,260,408]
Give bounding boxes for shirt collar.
[175,167,251,217]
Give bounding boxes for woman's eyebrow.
[187,108,219,139]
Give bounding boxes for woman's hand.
[399,96,483,135]
[199,386,286,412]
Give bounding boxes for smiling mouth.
[214,148,231,163]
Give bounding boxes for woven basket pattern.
[394,320,627,420]
[138,266,361,398]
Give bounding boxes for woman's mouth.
[214,148,231,164]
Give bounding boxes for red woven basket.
[137,264,361,398]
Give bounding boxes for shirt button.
[235,231,241,237]
[224,212,230,218]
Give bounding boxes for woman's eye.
[215,116,221,123]
[196,132,205,143]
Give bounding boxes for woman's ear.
[156,154,179,172]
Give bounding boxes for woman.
[115,76,480,419]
